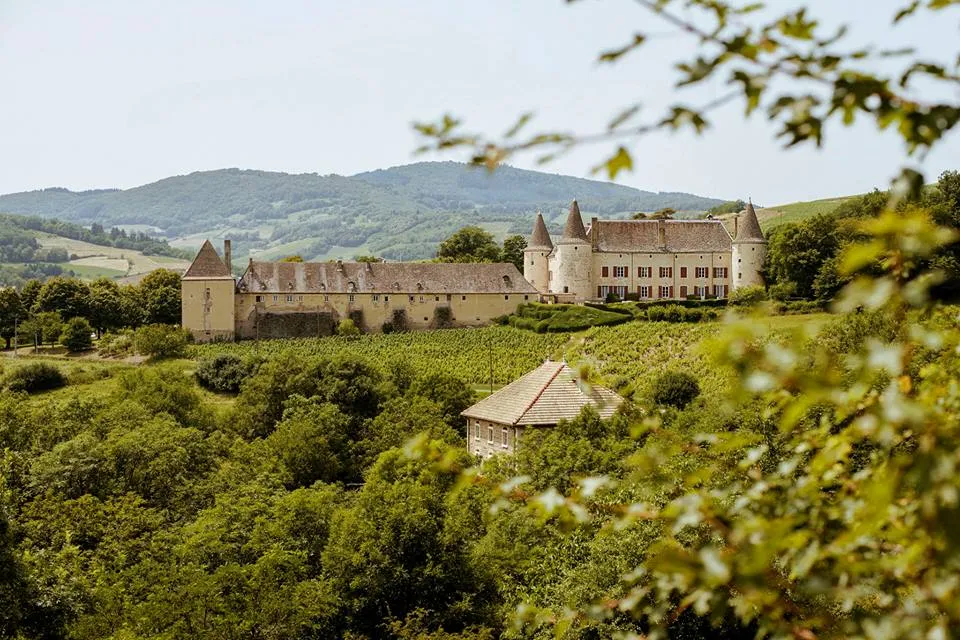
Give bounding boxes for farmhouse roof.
[528,212,553,250]
[461,360,623,426]
[558,200,589,244]
[735,201,766,243]
[586,219,733,253]
[237,260,539,295]
[183,240,233,279]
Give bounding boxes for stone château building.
[181,240,537,342]
[524,200,767,302]
[462,360,623,458]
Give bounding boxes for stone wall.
[236,309,336,339]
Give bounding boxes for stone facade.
[528,200,766,302]
[181,243,538,342]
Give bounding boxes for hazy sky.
[0,0,957,204]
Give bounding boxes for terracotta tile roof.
[528,211,553,250]
[735,201,766,243]
[237,260,539,294]
[462,360,623,426]
[558,200,589,244]
[588,219,733,253]
[183,240,233,279]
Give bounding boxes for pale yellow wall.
[550,242,592,299]
[234,290,534,336]
[467,418,519,458]
[182,277,235,341]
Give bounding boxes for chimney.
[590,217,599,249]
[657,220,666,250]
[223,239,232,273]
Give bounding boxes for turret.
[523,211,553,293]
[731,200,767,290]
[552,200,593,300]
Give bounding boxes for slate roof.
[183,240,233,279]
[587,219,733,253]
[528,212,553,250]
[462,360,623,426]
[237,260,539,294]
[735,201,766,243]
[558,200,589,244]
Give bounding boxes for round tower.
[553,200,593,300]
[523,211,553,293]
[731,200,767,290]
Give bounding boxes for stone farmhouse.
[462,360,623,458]
[524,200,767,302]
[181,240,537,341]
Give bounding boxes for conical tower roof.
[735,201,765,243]
[527,211,553,250]
[558,199,589,244]
[183,240,232,278]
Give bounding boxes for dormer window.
[502,275,512,287]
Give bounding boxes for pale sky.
[0,0,957,204]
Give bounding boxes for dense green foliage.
[765,172,960,300]
[650,370,700,408]
[0,272,181,350]
[4,362,67,392]
[59,317,93,352]
[195,353,259,393]
[132,324,189,359]
[505,302,632,333]
[0,164,722,262]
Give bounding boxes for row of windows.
[473,422,509,448]
[631,284,729,299]
[601,266,729,279]
[254,294,530,304]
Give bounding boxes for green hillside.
[0,213,190,286]
[0,162,725,262]
[757,194,860,230]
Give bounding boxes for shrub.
[728,285,767,307]
[195,353,257,393]
[133,324,189,358]
[683,308,703,323]
[663,305,685,322]
[5,363,67,393]
[605,291,621,303]
[768,281,797,301]
[432,306,453,328]
[337,318,360,338]
[59,317,94,352]
[646,306,666,321]
[391,309,409,332]
[348,309,364,330]
[98,330,134,357]
[651,370,700,409]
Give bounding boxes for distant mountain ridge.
[0,162,725,261]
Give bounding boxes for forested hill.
[0,162,724,261]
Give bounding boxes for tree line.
[0,270,181,350]
[763,170,960,301]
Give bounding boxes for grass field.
[35,231,190,277]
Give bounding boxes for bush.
[768,281,797,301]
[728,285,767,307]
[195,353,257,393]
[348,309,364,330]
[432,306,453,328]
[662,305,685,322]
[5,363,67,393]
[59,317,94,352]
[651,370,700,409]
[391,309,408,332]
[133,324,189,358]
[337,318,360,338]
[98,330,134,357]
[646,306,666,321]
